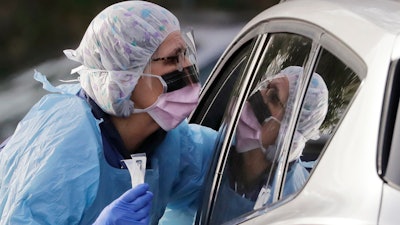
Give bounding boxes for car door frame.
[192,31,270,225]
[191,18,366,225]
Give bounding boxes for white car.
[189,0,400,224]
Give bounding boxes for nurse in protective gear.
[0,1,217,225]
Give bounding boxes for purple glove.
[94,183,153,225]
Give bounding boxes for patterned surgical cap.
[64,1,180,116]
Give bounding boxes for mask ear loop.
[132,73,168,114]
[143,59,168,93]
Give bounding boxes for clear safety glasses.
[149,30,197,71]
[139,30,199,87]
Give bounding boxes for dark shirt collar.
[78,89,166,168]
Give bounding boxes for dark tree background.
[0,0,279,81]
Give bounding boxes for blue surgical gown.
[0,73,217,225]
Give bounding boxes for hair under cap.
[64,1,180,116]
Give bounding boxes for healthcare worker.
[0,1,217,225]
[210,66,329,224]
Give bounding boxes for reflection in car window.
[209,33,313,224]
[277,48,361,212]
[296,48,361,168]
[191,40,254,130]
[192,39,256,225]
[207,33,364,224]
[278,66,329,199]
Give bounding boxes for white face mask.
[135,83,201,131]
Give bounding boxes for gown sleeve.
[0,93,102,225]
[159,122,217,225]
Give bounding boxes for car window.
[192,37,261,225]
[190,39,255,130]
[277,47,361,201]
[298,48,361,162]
[204,30,363,224]
[208,33,313,224]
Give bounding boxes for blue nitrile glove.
[94,183,153,225]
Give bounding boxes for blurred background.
[0,0,280,142]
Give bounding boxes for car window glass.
[190,40,254,130]
[281,48,361,202]
[383,97,400,187]
[192,39,258,225]
[299,48,361,163]
[208,33,312,225]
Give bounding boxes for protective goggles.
[150,30,198,72]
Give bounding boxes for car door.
[190,19,364,225]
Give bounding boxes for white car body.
[241,1,400,224]
[192,0,400,224]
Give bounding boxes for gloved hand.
[94,183,153,225]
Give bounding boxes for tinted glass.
[297,49,361,161]
[384,102,400,188]
[192,39,255,225]
[381,60,400,188]
[191,40,254,130]
[209,33,312,224]
[280,48,361,201]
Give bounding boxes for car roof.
[232,0,400,65]
[247,0,400,34]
